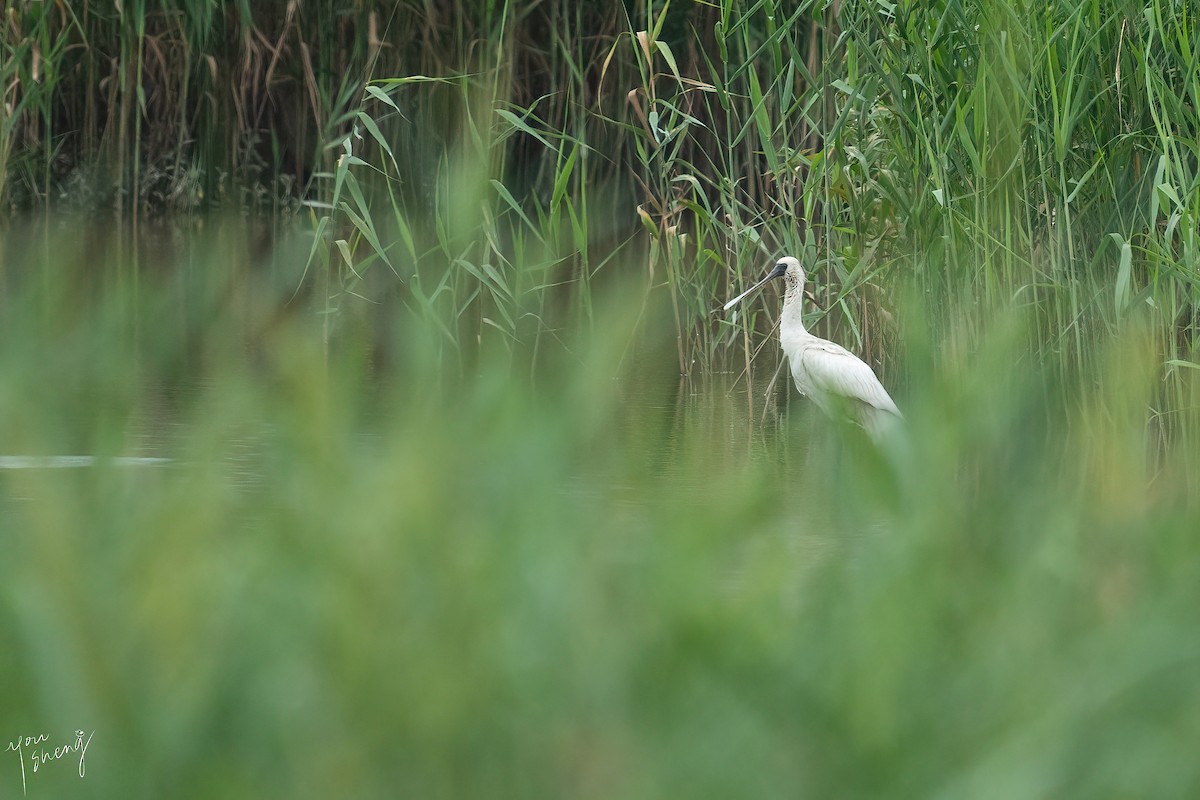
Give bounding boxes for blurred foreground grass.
[1,219,1199,799]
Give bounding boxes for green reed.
[2,0,1197,401]
[291,0,1195,399]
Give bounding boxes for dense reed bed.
[288,0,1198,393]
[4,2,1197,377]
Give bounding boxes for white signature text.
[7,729,93,795]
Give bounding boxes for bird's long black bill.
[723,271,777,311]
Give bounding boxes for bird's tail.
[862,406,903,443]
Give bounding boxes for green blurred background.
[3,0,1200,797]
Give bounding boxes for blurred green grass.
[1,219,1198,798]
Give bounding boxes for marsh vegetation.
[2,1,1199,796]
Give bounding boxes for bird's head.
[723,255,806,311]
[771,256,805,292]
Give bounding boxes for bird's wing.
[801,341,901,416]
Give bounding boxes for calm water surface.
[0,214,813,493]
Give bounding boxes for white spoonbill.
[725,256,901,440]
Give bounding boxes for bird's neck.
[781,277,808,333]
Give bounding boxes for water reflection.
[0,213,814,498]
[0,455,171,469]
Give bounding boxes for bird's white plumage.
[786,339,899,415]
[727,255,901,440]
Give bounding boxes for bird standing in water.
[725,256,901,440]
